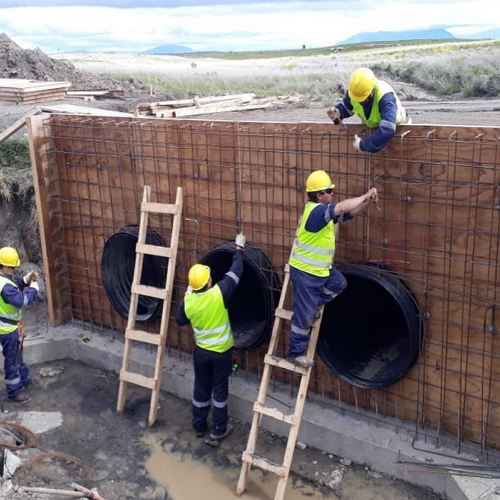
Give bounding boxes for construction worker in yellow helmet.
[175,233,246,444]
[287,171,378,368]
[327,67,410,153]
[0,246,39,403]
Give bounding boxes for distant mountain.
[142,44,193,54]
[338,29,454,45]
[465,27,500,39]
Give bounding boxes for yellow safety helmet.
[0,246,20,267]
[348,67,376,103]
[188,264,211,291]
[306,170,335,192]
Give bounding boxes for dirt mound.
[0,33,143,93]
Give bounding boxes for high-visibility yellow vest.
[290,202,335,277]
[184,284,233,353]
[351,79,404,128]
[0,276,22,335]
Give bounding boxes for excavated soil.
[0,33,145,93]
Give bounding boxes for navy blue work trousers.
[192,346,232,436]
[0,328,31,398]
[288,266,347,358]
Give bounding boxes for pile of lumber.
[66,89,125,99]
[0,78,71,104]
[135,93,302,118]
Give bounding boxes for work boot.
[9,392,31,404]
[209,423,234,442]
[287,355,314,369]
[195,429,206,438]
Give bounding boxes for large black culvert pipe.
[200,243,281,350]
[317,264,423,389]
[101,226,167,323]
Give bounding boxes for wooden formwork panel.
[28,114,500,451]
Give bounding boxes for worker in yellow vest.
[287,171,378,368]
[0,247,39,403]
[327,67,409,153]
[176,233,246,442]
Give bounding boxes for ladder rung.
[264,354,308,375]
[142,201,178,215]
[242,452,285,477]
[136,242,172,258]
[131,284,167,300]
[125,328,162,345]
[119,369,156,390]
[253,402,296,425]
[275,308,293,321]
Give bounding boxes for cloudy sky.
[0,0,498,53]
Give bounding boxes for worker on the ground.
[0,247,39,403]
[287,171,378,368]
[327,67,409,153]
[175,233,246,442]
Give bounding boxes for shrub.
[0,139,33,202]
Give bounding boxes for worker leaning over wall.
[287,171,379,368]
[175,233,246,443]
[327,67,410,153]
[0,246,39,404]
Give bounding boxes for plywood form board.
[27,114,72,326]
[0,78,70,91]
[35,115,500,448]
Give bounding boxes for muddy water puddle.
[144,435,337,500]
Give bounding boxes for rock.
[38,366,64,378]
[295,441,307,450]
[327,469,343,489]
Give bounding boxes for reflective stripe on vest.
[184,284,234,353]
[0,275,22,335]
[351,79,403,128]
[290,202,335,277]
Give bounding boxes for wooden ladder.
[116,185,183,427]
[236,228,324,500]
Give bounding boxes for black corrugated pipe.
[101,226,167,323]
[316,263,423,389]
[200,243,281,350]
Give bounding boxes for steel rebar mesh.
[33,114,500,463]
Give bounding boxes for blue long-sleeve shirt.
[304,202,353,233]
[0,273,37,310]
[336,90,398,153]
[175,249,244,327]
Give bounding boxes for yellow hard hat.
[348,67,375,103]
[0,247,20,267]
[306,170,335,192]
[188,264,211,291]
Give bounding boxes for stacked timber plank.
[0,78,70,104]
[135,93,302,118]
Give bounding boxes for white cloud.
[0,1,498,53]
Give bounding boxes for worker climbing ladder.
[236,223,327,500]
[116,185,183,427]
